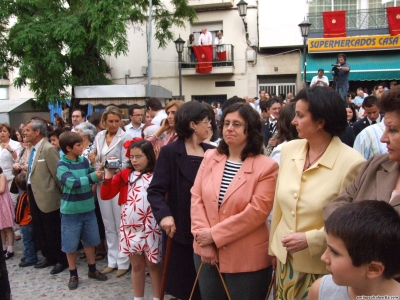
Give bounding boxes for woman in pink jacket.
[191,102,279,300]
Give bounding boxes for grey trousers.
[193,253,272,300]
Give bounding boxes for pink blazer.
[191,149,278,273]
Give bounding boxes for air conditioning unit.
[142,66,148,75]
[246,50,256,62]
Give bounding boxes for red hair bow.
[124,138,143,158]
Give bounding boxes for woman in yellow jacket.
[269,86,365,300]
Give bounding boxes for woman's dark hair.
[295,86,347,136]
[275,102,298,144]
[174,101,214,139]
[88,112,103,128]
[380,85,400,115]
[217,103,263,161]
[346,103,357,124]
[127,140,156,174]
[325,200,400,279]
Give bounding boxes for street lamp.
[174,35,185,97]
[237,0,248,39]
[298,19,311,87]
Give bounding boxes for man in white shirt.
[198,28,212,45]
[254,90,265,109]
[310,69,329,87]
[125,104,144,138]
[71,109,86,132]
[146,98,167,126]
[353,87,368,107]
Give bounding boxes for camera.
[331,63,340,68]
[104,159,122,169]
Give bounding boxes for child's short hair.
[0,166,3,174]
[59,131,83,154]
[325,200,400,279]
[14,172,27,191]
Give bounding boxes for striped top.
[56,155,100,214]
[218,160,242,208]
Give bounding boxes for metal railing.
[307,8,388,32]
[181,44,234,69]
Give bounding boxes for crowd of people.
[1,86,400,300]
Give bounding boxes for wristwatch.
[8,149,14,153]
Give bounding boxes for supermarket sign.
[308,35,400,53]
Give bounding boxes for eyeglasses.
[200,120,212,125]
[222,121,245,129]
[129,155,145,160]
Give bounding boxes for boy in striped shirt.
[56,131,107,290]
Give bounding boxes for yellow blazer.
[191,149,279,273]
[268,137,365,274]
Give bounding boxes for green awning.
[304,51,400,81]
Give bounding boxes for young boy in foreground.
[56,132,107,290]
[308,200,400,300]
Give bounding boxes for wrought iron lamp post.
[174,36,185,97]
[298,19,312,87]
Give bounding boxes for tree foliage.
[0,0,196,108]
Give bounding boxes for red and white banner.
[193,45,213,73]
[386,7,400,36]
[323,10,346,38]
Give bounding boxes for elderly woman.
[191,103,278,300]
[269,86,365,300]
[146,100,184,150]
[147,101,215,300]
[325,85,400,217]
[88,106,131,277]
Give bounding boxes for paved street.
[5,239,171,300]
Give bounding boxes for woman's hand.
[200,244,218,265]
[159,118,171,133]
[195,228,214,247]
[160,216,176,238]
[13,163,20,171]
[281,233,308,253]
[88,152,96,165]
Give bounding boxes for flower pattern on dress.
[119,171,162,263]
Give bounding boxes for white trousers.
[97,186,129,269]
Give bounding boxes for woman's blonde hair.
[101,106,123,123]
[165,100,184,112]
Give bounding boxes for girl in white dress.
[100,138,162,300]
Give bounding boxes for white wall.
[108,1,259,100]
[259,0,307,48]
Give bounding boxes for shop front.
[305,34,400,94]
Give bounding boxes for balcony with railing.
[307,8,389,37]
[181,44,235,75]
[188,0,234,9]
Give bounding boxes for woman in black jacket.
[148,101,215,300]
